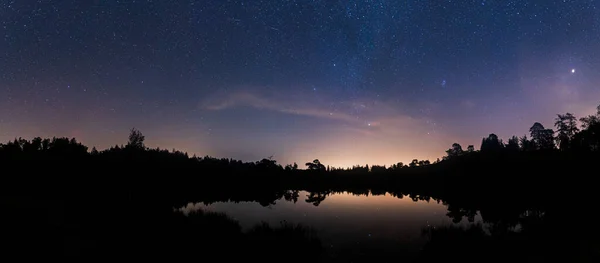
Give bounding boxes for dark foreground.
[3,113,600,261]
[2,150,599,262]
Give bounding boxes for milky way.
[1,1,599,167]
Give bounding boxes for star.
[1,0,598,168]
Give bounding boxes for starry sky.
[1,1,600,167]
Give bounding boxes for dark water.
[180,191,483,255]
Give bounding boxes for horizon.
[1,105,596,169]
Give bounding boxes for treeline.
[445,108,599,159]
[2,103,600,173]
[0,103,598,212]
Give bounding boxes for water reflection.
[180,191,483,251]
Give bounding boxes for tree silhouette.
[481,134,503,152]
[529,123,555,150]
[445,143,463,159]
[29,137,42,153]
[579,103,600,129]
[256,158,281,171]
[519,135,534,151]
[371,165,387,172]
[580,115,599,130]
[571,102,600,151]
[554,113,579,150]
[390,162,404,170]
[127,128,146,149]
[409,159,419,168]
[529,122,545,148]
[305,159,326,171]
[506,136,520,151]
[467,145,475,153]
[47,137,88,157]
[540,129,555,150]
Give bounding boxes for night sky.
[1,1,599,167]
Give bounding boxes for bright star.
[571,69,576,73]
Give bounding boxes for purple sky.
[1,1,599,167]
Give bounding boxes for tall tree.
[529,123,555,150]
[540,129,556,150]
[506,136,520,151]
[519,135,534,151]
[127,128,146,149]
[481,134,503,152]
[554,113,579,150]
[580,104,600,129]
[529,122,545,144]
[580,115,599,130]
[573,103,600,151]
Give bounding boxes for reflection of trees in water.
[298,190,443,208]
[409,193,432,203]
[189,188,551,234]
[283,190,299,203]
[293,190,553,237]
[305,191,331,206]
[445,204,474,224]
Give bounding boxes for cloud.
[196,87,466,166]
[199,88,443,140]
[200,89,364,124]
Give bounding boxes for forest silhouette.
[2,104,600,262]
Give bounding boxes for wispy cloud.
[199,88,440,138]
[200,90,364,123]
[197,87,463,166]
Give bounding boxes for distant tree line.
[443,104,600,160]
[1,103,600,174]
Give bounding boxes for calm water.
[180,191,483,254]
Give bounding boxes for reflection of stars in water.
[441,79,447,88]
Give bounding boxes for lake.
[179,191,483,259]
